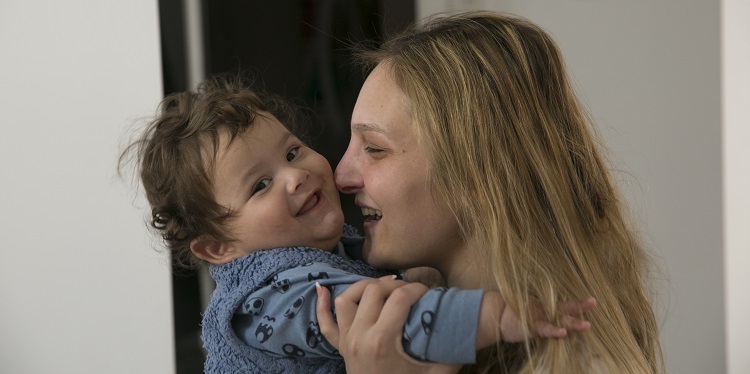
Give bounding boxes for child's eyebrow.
[278,130,293,145]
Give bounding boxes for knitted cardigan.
[202,227,386,373]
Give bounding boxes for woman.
[318,11,661,373]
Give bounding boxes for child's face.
[212,113,344,258]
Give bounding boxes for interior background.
[0,1,747,373]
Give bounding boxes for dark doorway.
[158,1,414,372]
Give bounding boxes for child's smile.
[296,191,322,216]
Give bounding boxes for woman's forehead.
[352,65,412,138]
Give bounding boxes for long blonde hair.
[360,11,661,373]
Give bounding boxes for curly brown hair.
[120,75,308,269]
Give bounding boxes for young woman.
[318,11,662,373]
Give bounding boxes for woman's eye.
[286,147,299,162]
[364,146,383,154]
[252,178,271,195]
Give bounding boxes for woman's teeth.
[361,207,382,222]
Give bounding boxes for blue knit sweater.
[202,230,385,373]
[202,226,482,373]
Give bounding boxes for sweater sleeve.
[402,287,483,364]
[232,262,481,363]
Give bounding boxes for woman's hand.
[315,277,461,374]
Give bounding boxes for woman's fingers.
[349,280,400,327]
[317,277,408,350]
[318,278,461,374]
[315,283,340,349]
[334,278,408,336]
[377,282,430,329]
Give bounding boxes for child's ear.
[190,236,239,265]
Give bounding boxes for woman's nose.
[334,147,362,194]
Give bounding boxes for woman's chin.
[362,243,384,268]
[362,245,401,270]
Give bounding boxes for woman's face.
[335,64,464,273]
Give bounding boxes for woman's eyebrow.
[351,123,391,138]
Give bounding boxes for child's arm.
[231,262,355,359]
[236,260,594,363]
[314,279,597,360]
[232,262,482,363]
[400,267,596,348]
[475,292,597,349]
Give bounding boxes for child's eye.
[252,178,271,195]
[286,147,299,162]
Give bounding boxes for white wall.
[418,1,739,373]
[0,2,175,373]
[722,1,750,373]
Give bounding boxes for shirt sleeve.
[402,287,483,364]
[231,262,482,363]
[232,262,361,359]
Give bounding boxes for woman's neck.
[437,237,489,289]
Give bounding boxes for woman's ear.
[190,236,238,265]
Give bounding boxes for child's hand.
[476,294,596,348]
[499,296,597,343]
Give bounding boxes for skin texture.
[192,113,344,264]
[335,64,471,286]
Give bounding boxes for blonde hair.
[360,11,661,373]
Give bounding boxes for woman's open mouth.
[361,207,382,222]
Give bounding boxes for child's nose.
[285,166,309,194]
